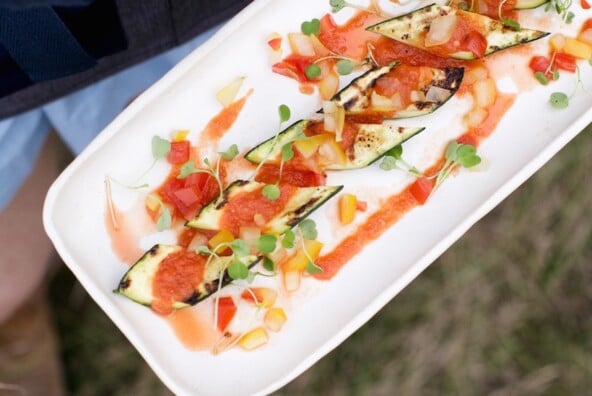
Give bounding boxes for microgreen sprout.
[152,135,171,159]
[257,234,278,254]
[220,144,239,161]
[156,205,172,232]
[549,66,585,109]
[434,140,481,187]
[498,0,520,30]
[329,0,366,13]
[306,56,364,80]
[296,219,323,274]
[301,18,321,36]
[545,0,574,23]
[379,145,422,177]
[282,229,296,248]
[177,156,225,204]
[252,104,297,200]
[534,71,549,85]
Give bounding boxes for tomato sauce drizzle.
[315,90,515,280]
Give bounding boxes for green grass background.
[49,126,591,395]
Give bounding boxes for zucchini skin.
[514,0,549,9]
[366,3,549,60]
[114,244,260,310]
[244,120,308,164]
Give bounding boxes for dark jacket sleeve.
[0,0,94,8]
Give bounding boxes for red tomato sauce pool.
[152,250,206,315]
[219,183,298,236]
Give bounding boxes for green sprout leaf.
[385,144,403,160]
[262,184,281,200]
[282,229,296,248]
[565,11,575,24]
[336,59,354,75]
[152,136,171,160]
[220,144,239,161]
[196,245,212,255]
[305,64,322,80]
[301,18,321,36]
[550,92,569,109]
[228,259,249,280]
[156,206,172,232]
[379,156,398,171]
[278,104,291,123]
[231,239,250,257]
[330,0,347,12]
[177,160,197,179]
[262,256,276,272]
[299,219,318,240]
[281,143,294,162]
[534,71,549,85]
[501,17,520,31]
[305,260,323,275]
[257,234,277,254]
[445,140,460,161]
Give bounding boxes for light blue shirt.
[0,27,218,210]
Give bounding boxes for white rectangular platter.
[43,0,592,395]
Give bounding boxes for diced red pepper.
[553,52,577,72]
[268,37,282,51]
[462,31,488,59]
[216,296,237,332]
[167,141,190,165]
[255,164,326,187]
[529,56,551,73]
[272,55,315,83]
[409,177,435,205]
[173,187,200,208]
[581,0,591,9]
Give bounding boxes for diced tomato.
[356,200,368,212]
[216,296,237,332]
[582,18,592,32]
[409,177,435,205]
[268,37,282,51]
[173,187,200,208]
[582,0,591,9]
[456,134,478,147]
[462,31,488,59]
[529,56,551,73]
[255,164,326,187]
[167,140,190,165]
[272,55,314,83]
[553,52,577,72]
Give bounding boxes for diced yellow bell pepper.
[293,134,332,158]
[264,307,287,332]
[283,270,301,292]
[563,38,592,60]
[208,229,235,253]
[145,194,161,212]
[549,34,565,52]
[339,193,358,225]
[216,76,245,108]
[318,139,347,166]
[172,130,189,142]
[238,327,269,350]
[282,239,324,272]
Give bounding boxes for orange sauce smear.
[168,305,221,350]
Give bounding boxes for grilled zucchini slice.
[114,244,260,309]
[514,0,549,9]
[186,180,342,233]
[331,64,464,118]
[366,4,548,60]
[244,119,424,170]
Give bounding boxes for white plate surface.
[44,1,592,395]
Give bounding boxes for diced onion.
[463,66,488,85]
[187,232,209,252]
[550,34,566,51]
[216,76,245,108]
[473,78,496,108]
[425,14,457,48]
[578,29,592,46]
[425,86,450,103]
[318,71,339,100]
[253,213,266,227]
[464,107,488,128]
[322,101,345,141]
[239,226,261,246]
[288,33,315,56]
[410,90,426,102]
[370,90,396,109]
